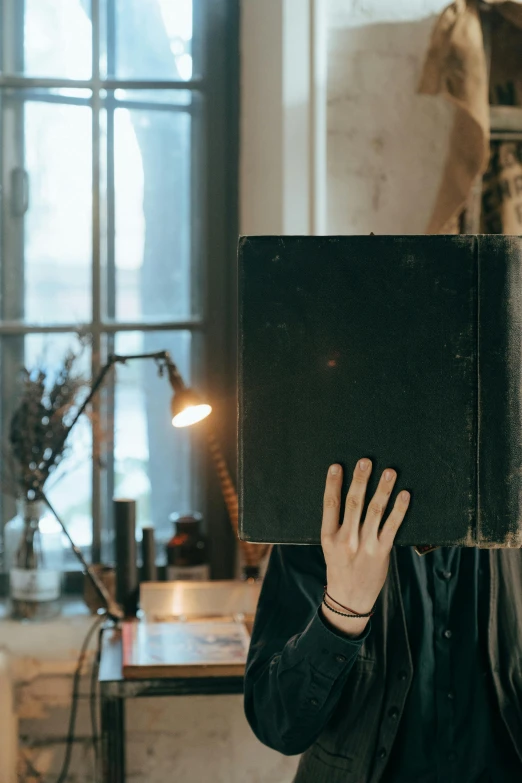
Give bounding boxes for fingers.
[322,458,411,550]
[361,467,397,541]
[379,490,411,549]
[321,464,343,539]
[338,458,373,543]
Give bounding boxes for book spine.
[237,237,246,541]
[478,235,522,547]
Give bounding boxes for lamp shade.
[171,388,212,428]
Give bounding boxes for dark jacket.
[244,545,522,783]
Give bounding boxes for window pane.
[0,90,93,324]
[113,330,202,547]
[0,334,92,555]
[109,92,200,321]
[22,0,92,79]
[110,0,198,81]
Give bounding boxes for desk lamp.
[39,351,268,621]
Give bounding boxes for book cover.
[237,234,522,547]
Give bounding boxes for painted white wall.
[240,0,318,235]
[327,0,454,234]
[0,653,17,783]
[240,0,284,234]
[240,0,455,236]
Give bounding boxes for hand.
[320,458,410,638]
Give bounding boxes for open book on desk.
[122,620,251,680]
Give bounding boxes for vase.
[3,499,64,620]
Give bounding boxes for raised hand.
[320,458,410,637]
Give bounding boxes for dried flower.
[4,341,89,501]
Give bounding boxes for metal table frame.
[98,626,244,782]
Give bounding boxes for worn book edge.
[477,235,522,547]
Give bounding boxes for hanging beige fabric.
[419,0,522,234]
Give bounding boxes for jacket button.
[448,752,457,762]
[397,670,407,681]
[443,629,452,639]
[447,691,455,700]
[388,707,399,720]
[309,698,319,707]
[334,654,347,663]
[378,748,387,760]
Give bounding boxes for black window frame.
[0,0,239,589]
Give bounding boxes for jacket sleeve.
[244,544,371,756]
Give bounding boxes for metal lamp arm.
[53,350,180,464]
[38,350,179,620]
[39,490,123,621]
[39,347,267,619]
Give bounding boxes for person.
[244,458,522,783]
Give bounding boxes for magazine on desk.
[122,620,251,679]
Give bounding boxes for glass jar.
[166,512,210,581]
[3,499,64,620]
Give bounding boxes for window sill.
[0,597,97,671]
[0,596,91,621]
[0,568,89,596]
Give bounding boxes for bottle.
[3,499,64,620]
[166,512,210,581]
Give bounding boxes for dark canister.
[141,527,157,582]
[166,512,210,581]
[114,499,138,617]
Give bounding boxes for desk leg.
[100,690,125,783]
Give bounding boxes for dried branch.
[4,341,90,501]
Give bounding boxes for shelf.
[490,105,522,134]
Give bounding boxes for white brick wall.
[0,611,99,782]
[0,609,298,782]
[125,696,297,783]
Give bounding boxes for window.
[0,0,239,578]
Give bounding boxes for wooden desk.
[98,625,245,783]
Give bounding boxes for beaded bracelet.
[322,587,375,618]
[322,597,375,619]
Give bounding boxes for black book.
[238,235,522,547]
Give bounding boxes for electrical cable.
[90,623,105,782]
[52,614,105,783]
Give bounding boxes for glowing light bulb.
[172,403,212,428]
